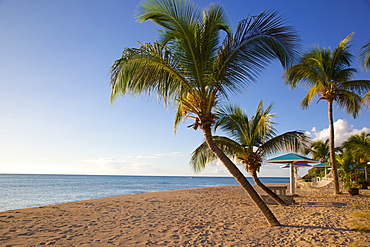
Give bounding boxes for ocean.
[0,174,289,212]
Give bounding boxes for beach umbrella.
[312,162,330,168]
[280,163,311,168]
[267,153,318,194]
[312,162,331,176]
[349,165,365,170]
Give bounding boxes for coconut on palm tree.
[284,33,370,194]
[190,101,310,206]
[110,0,299,226]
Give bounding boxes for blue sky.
[0,0,369,177]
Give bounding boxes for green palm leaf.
[360,41,370,71]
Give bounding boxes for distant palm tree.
[110,0,299,226]
[284,33,370,194]
[305,139,330,162]
[190,101,310,206]
[342,132,370,179]
[305,139,342,177]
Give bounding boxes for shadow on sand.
[279,224,357,232]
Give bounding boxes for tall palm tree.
[110,0,299,226]
[190,101,310,206]
[342,132,370,180]
[284,33,370,194]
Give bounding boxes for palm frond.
[336,90,363,118]
[214,104,249,142]
[138,0,230,88]
[284,51,325,89]
[306,139,330,161]
[300,84,321,108]
[214,10,299,95]
[341,80,370,95]
[260,131,310,156]
[342,132,370,161]
[110,42,187,104]
[331,33,354,71]
[364,91,370,107]
[360,41,370,71]
[189,136,243,173]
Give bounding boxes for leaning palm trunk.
[251,170,288,206]
[202,125,280,226]
[328,101,340,194]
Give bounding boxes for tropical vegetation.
[110,0,299,226]
[190,101,310,206]
[342,132,370,183]
[305,139,330,163]
[304,139,342,178]
[336,149,361,190]
[284,33,370,194]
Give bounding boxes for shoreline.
[1,184,369,246]
[0,174,289,212]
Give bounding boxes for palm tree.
[110,0,299,226]
[305,139,330,162]
[342,132,370,180]
[190,101,310,206]
[284,33,370,194]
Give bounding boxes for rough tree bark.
[328,101,340,194]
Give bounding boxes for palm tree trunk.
[202,125,280,226]
[251,170,288,206]
[328,101,340,194]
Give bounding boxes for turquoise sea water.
[0,174,289,212]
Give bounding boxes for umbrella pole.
[290,163,295,194]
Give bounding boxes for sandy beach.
[0,184,369,246]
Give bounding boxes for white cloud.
[307,119,370,146]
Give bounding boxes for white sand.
[0,184,369,246]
